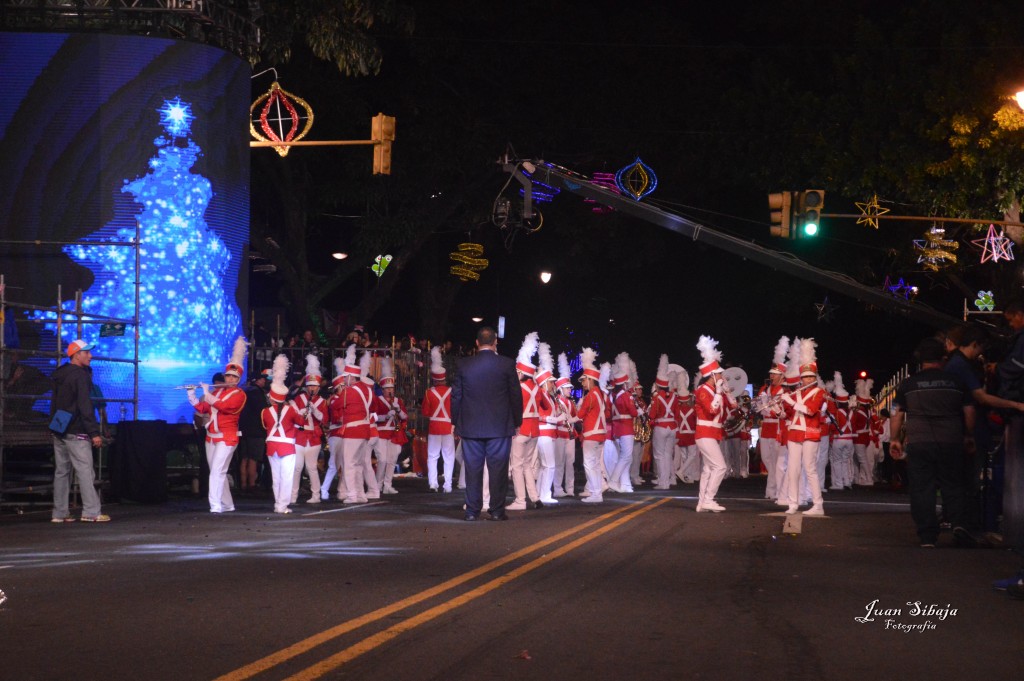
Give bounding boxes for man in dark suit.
[452,327,523,521]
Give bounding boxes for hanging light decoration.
[449,242,489,281]
[614,157,658,201]
[249,81,315,157]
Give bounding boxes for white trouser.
[206,440,236,512]
[678,443,701,482]
[854,443,873,485]
[582,440,604,500]
[511,434,540,503]
[696,437,727,505]
[630,438,644,484]
[342,437,367,502]
[560,438,576,495]
[830,439,854,488]
[362,436,381,498]
[817,436,830,490]
[375,439,401,491]
[322,436,347,500]
[269,454,296,512]
[784,439,823,507]
[652,426,676,487]
[427,432,456,491]
[537,436,558,502]
[610,434,634,490]
[760,438,782,499]
[602,438,617,483]
[773,440,789,503]
[291,443,322,503]
[551,435,567,495]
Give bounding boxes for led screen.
[0,33,250,424]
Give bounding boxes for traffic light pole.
[523,162,962,329]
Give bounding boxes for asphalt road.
[1,476,1022,681]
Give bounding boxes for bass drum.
[722,367,749,398]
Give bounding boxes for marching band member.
[648,354,680,490]
[674,369,700,484]
[629,361,648,488]
[329,345,371,504]
[262,355,304,514]
[694,336,735,512]
[321,357,347,501]
[290,354,325,504]
[554,353,578,497]
[422,346,456,492]
[775,339,803,506]
[779,339,825,515]
[757,336,789,500]
[535,342,562,504]
[608,352,638,493]
[188,336,247,514]
[830,372,854,490]
[577,347,608,503]
[508,332,550,510]
[818,376,837,492]
[359,350,382,500]
[852,378,875,486]
[598,361,615,492]
[372,357,407,495]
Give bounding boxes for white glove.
[200,382,217,404]
[398,410,407,420]
[714,379,723,394]
[186,388,198,406]
[711,395,722,411]
[794,404,810,415]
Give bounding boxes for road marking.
[303,501,388,516]
[783,514,803,534]
[214,500,652,681]
[283,497,673,681]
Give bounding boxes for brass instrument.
[723,394,752,435]
[631,392,651,443]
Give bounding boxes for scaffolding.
[1,229,140,505]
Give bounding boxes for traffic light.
[371,113,395,175]
[795,189,825,238]
[768,191,793,238]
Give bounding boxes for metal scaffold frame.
[0,225,140,506]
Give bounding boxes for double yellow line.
[215,497,671,681]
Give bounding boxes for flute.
[173,382,233,390]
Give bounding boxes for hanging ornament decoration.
[614,157,658,201]
[449,242,489,281]
[882,275,916,299]
[855,194,890,229]
[912,225,959,271]
[371,254,393,278]
[584,172,620,214]
[974,290,996,312]
[814,296,838,322]
[971,224,1015,263]
[250,81,315,157]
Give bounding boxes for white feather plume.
[229,336,247,367]
[305,353,321,379]
[333,356,345,380]
[656,353,669,381]
[598,362,611,390]
[676,367,690,396]
[538,342,554,374]
[628,359,639,387]
[824,379,834,392]
[865,378,874,397]
[430,346,444,375]
[799,338,817,366]
[558,352,571,381]
[380,356,394,379]
[271,353,290,392]
[855,378,868,399]
[614,352,631,383]
[696,336,721,367]
[580,347,597,373]
[359,350,371,380]
[345,343,357,367]
[517,331,540,367]
[786,336,801,377]
[773,335,790,367]
[833,371,848,397]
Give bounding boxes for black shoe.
[464,513,479,521]
[487,512,508,521]
[953,526,978,548]
[532,500,544,509]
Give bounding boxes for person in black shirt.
[890,337,975,547]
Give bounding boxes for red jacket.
[649,389,680,430]
[193,386,246,446]
[261,403,305,457]
[676,401,696,446]
[329,381,375,439]
[694,382,736,441]
[516,378,551,438]
[781,384,826,443]
[422,386,454,436]
[578,388,609,442]
[555,393,576,440]
[290,392,326,448]
[373,394,408,444]
[609,388,638,438]
[851,406,870,445]
[758,384,785,441]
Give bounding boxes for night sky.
[251,1,1024,389]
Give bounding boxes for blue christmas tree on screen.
[37,97,242,420]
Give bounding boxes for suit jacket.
[452,349,523,438]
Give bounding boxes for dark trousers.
[462,436,511,515]
[906,441,966,543]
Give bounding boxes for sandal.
[80,514,111,523]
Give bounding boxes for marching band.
[186,330,889,516]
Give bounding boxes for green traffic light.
[804,222,818,236]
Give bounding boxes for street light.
[1015,90,1024,110]
[471,316,484,323]
[332,252,348,260]
[540,271,552,283]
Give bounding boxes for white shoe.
[621,487,634,493]
[553,489,566,498]
[653,484,670,490]
[803,505,825,516]
[443,487,452,493]
[342,497,360,504]
[580,490,591,498]
[775,500,790,507]
[307,496,321,504]
[786,504,799,514]
[698,501,725,512]
[601,481,609,492]
[506,500,527,511]
[581,495,603,503]
[382,486,398,495]
[539,497,558,504]
[607,482,621,493]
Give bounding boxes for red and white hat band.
[269,385,289,401]
[579,368,601,382]
[431,369,446,381]
[699,360,721,377]
[535,369,553,384]
[769,362,786,374]
[224,363,243,377]
[304,374,321,386]
[516,360,535,376]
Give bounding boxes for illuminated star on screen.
[971,224,1015,263]
[855,194,890,229]
[158,97,194,138]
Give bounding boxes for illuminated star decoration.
[971,224,1015,263]
[882,275,916,299]
[250,81,315,157]
[974,290,996,312]
[615,157,658,201]
[913,225,958,271]
[371,254,393,278]
[855,194,890,229]
[814,296,838,322]
[449,242,489,281]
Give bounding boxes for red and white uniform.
[423,385,456,491]
[193,386,246,513]
[554,391,577,496]
[261,402,305,512]
[780,383,826,508]
[608,388,638,491]
[828,400,854,489]
[694,380,736,508]
[372,393,407,494]
[536,388,563,502]
[758,384,787,499]
[675,399,700,483]
[578,387,609,499]
[850,402,873,486]
[289,392,326,503]
[329,381,374,502]
[511,379,551,505]
[649,389,680,489]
